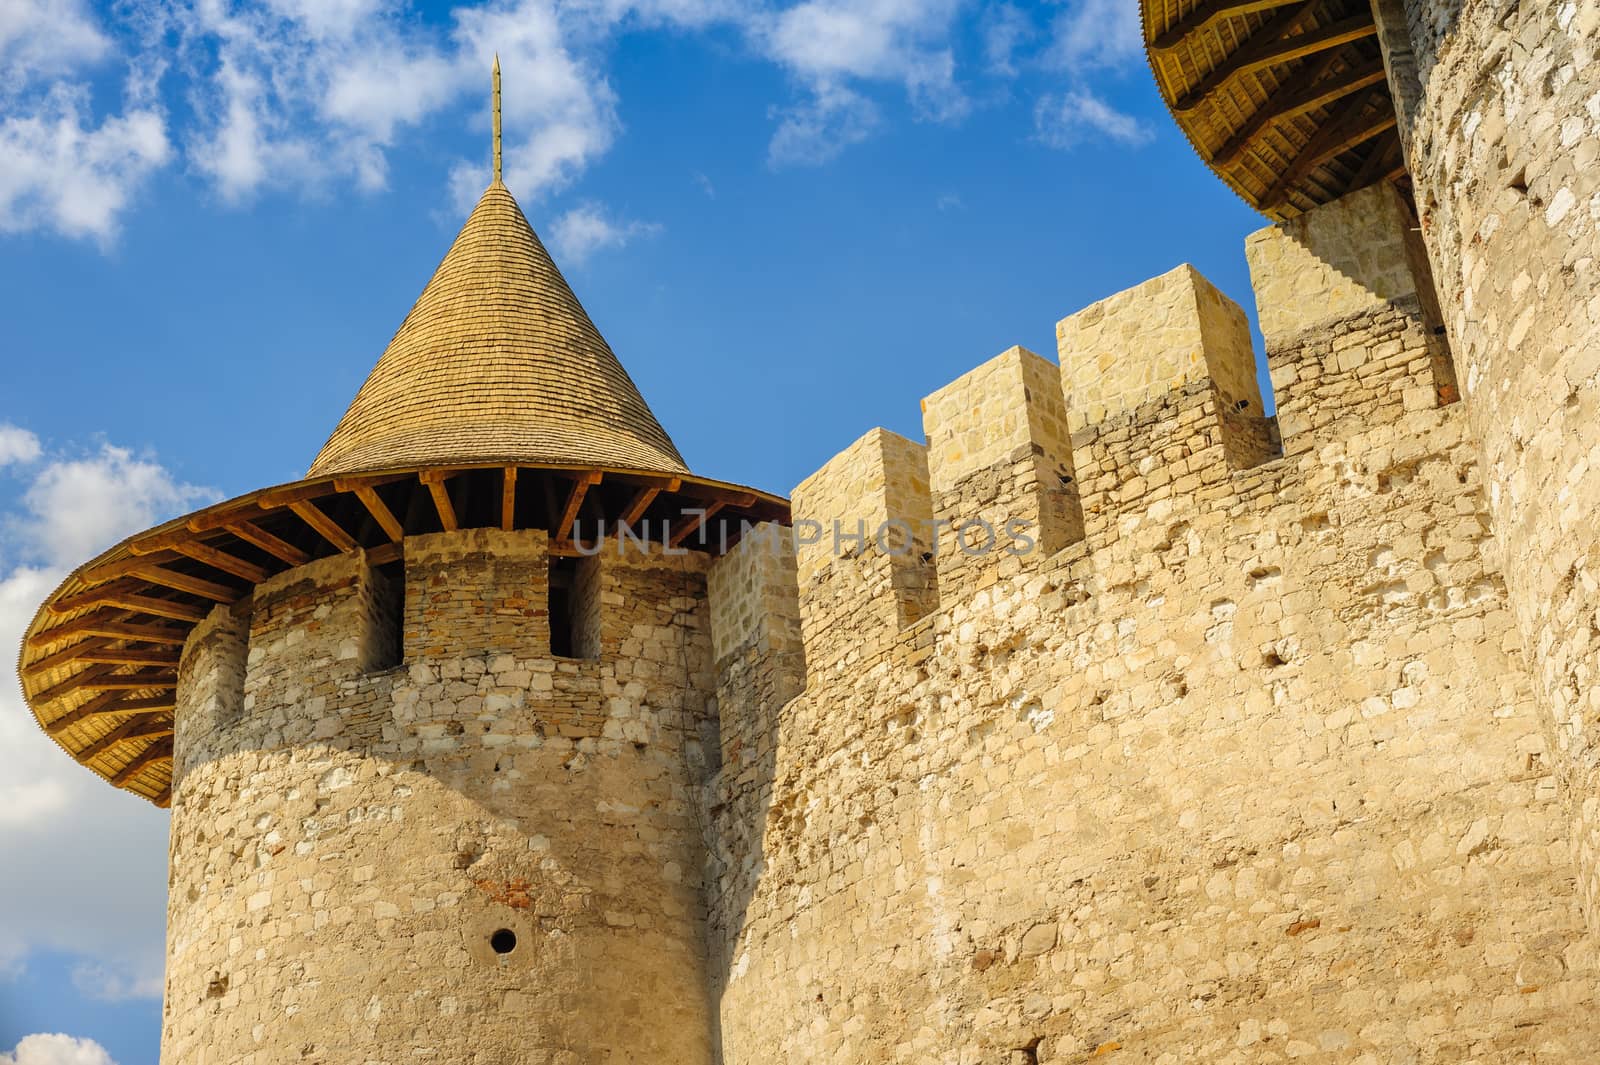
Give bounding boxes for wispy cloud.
[1034,89,1152,148]
[767,84,880,167]
[980,2,1031,78]
[548,201,661,264]
[0,0,1155,241]
[1047,0,1143,70]
[0,1,168,244]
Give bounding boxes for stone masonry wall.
[163,531,719,1064]
[706,201,1600,1061]
[1399,0,1600,925]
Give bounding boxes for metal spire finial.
[491,54,503,186]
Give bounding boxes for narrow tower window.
[548,555,602,660]
[363,561,404,672]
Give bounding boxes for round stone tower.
[16,81,785,1062]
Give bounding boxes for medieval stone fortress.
[11,0,1600,1060]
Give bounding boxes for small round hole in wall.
[490,928,517,955]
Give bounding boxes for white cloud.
[0,441,214,998]
[0,87,169,244]
[1034,89,1151,148]
[0,1035,117,1065]
[548,202,661,264]
[980,2,1031,77]
[0,0,1142,239]
[1047,0,1143,70]
[767,84,879,167]
[0,425,41,467]
[0,1029,116,1061]
[755,0,970,160]
[18,444,216,569]
[0,0,110,87]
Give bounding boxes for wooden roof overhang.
[17,462,790,807]
[1142,0,1406,219]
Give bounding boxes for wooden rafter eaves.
[27,616,189,650]
[1174,6,1375,113]
[669,495,753,549]
[419,470,459,532]
[169,539,271,584]
[501,467,518,532]
[1349,129,1402,188]
[130,565,239,603]
[1213,55,1387,166]
[1151,0,1302,51]
[218,519,312,567]
[36,665,176,704]
[110,737,173,787]
[80,549,182,586]
[46,693,174,735]
[1262,91,1397,208]
[78,716,155,762]
[25,640,177,675]
[621,476,682,528]
[337,480,406,543]
[50,583,208,624]
[554,471,602,545]
[286,499,360,553]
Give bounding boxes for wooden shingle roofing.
[16,178,787,805]
[1142,0,1405,219]
[311,181,688,478]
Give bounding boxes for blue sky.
[0,1,1269,1061]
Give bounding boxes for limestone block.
[1056,263,1263,429]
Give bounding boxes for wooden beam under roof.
[169,539,271,583]
[1151,0,1303,51]
[130,565,240,603]
[1348,128,1401,187]
[75,646,179,669]
[501,467,518,532]
[220,519,312,567]
[78,716,154,762]
[47,694,174,735]
[25,637,115,676]
[620,477,681,528]
[669,500,729,549]
[27,615,190,650]
[337,480,406,543]
[33,664,123,703]
[77,672,177,693]
[50,583,209,624]
[81,549,183,586]
[122,718,174,742]
[419,470,458,532]
[1174,5,1374,114]
[554,471,602,545]
[111,737,173,787]
[1213,55,1387,166]
[285,499,361,553]
[1262,91,1396,208]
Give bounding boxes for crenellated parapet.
[708,181,1600,1062]
[921,345,1083,603]
[707,184,1469,717]
[1057,263,1279,545]
[790,428,938,679]
[1245,181,1457,455]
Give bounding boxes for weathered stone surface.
[707,247,1600,1060]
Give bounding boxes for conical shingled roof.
[310,182,688,478]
